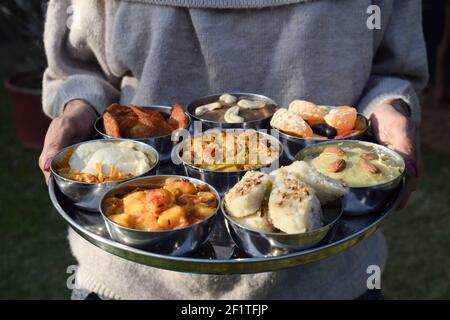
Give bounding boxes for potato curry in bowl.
[102,176,219,231]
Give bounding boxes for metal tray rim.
[49,175,405,274]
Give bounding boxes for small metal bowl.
[172,129,283,195]
[99,175,220,256]
[187,92,278,130]
[222,198,343,257]
[273,113,369,161]
[94,105,191,163]
[51,139,159,212]
[295,140,405,216]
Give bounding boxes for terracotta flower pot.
[4,72,51,149]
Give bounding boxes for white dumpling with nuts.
[268,172,323,234]
[224,171,271,218]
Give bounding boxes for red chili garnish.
[335,130,361,139]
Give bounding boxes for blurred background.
[0,0,449,299]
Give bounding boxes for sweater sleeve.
[42,0,120,118]
[357,0,429,123]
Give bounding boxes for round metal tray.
[48,163,405,275]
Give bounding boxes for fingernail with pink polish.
[44,158,52,171]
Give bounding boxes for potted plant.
[1,0,50,149]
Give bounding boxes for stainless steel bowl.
[94,105,191,163]
[50,139,159,212]
[295,140,405,216]
[222,198,343,257]
[172,129,283,195]
[99,175,220,256]
[273,113,369,161]
[187,92,278,130]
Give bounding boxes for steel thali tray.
[49,163,405,275]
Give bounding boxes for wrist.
[390,99,411,117]
[63,100,97,134]
[374,99,411,118]
[64,99,98,118]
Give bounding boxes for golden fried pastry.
[102,103,189,139]
[169,102,190,129]
[103,111,122,138]
[288,100,329,122]
[270,108,313,138]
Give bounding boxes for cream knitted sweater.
[43,0,428,299]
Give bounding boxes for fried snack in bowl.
[288,100,330,123]
[101,103,188,138]
[51,139,158,211]
[323,106,357,132]
[100,175,220,255]
[95,104,191,163]
[270,108,313,138]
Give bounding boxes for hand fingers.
[39,134,64,173]
[39,140,64,169]
[394,136,419,211]
[395,174,418,211]
[370,103,420,210]
[389,120,417,162]
[39,117,73,182]
[38,106,97,184]
[43,171,51,185]
[39,146,59,185]
[39,150,57,186]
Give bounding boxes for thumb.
[39,146,60,185]
[388,120,416,161]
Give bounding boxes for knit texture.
[42,0,428,299]
[43,0,428,122]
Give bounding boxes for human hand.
[370,99,421,210]
[39,100,98,183]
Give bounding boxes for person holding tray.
[39,0,427,300]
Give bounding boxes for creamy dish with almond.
[304,144,403,187]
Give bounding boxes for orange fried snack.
[168,102,190,129]
[288,100,329,122]
[58,163,133,183]
[103,111,122,138]
[106,103,124,115]
[102,103,188,139]
[324,106,357,132]
[270,108,313,138]
[129,105,173,136]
